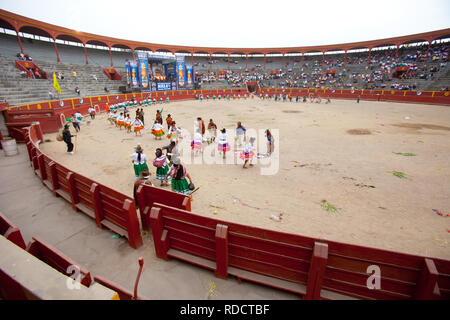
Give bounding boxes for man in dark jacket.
[62,124,75,154]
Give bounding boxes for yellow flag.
[53,72,61,94]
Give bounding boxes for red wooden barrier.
[136,184,191,231]
[0,212,26,249]
[26,236,92,287]
[149,203,450,300]
[23,125,143,249]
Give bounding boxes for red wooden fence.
[149,203,450,300]
[23,124,143,249]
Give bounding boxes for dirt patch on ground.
[282,110,302,113]
[391,123,450,131]
[347,129,372,135]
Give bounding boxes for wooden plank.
[55,189,71,203]
[101,219,127,237]
[168,249,216,271]
[228,254,308,284]
[327,254,420,283]
[229,233,313,261]
[76,203,95,220]
[228,266,306,297]
[228,244,310,274]
[170,237,216,262]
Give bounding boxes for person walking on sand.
[166,114,173,131]
[265,129,274,156]
[207,119,217,142]
[235,121,246,147]
[153,148,171,186]
[241,137,256,169]
[130,145,149,179]
[62,124,75,155]
[217,128,230,159]
[71,114,81,132]
[132,117,144,136]
[164,158,193,195]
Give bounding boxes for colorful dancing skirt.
[240,150,255,160]
[156,164,171,180]
[117,120,124,126]
[191,140,202,150]
[133,162,149,178]
[125,123,131,129]
[167,132,178,140]
[152,129,165,137]
[134,125,143,132]
[171,178,190,195]
[218,142,230,152]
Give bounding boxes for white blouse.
[130,153,147,164]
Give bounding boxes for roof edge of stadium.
[1,9,449,54]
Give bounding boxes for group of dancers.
[258,92,331,103]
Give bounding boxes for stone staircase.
[0,54,127,106]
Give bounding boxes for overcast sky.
[1,0,449,48]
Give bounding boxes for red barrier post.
[149,207,169,260]
[48,161,59,195]
[123,199,143,249]
[66,172,78,210]
[414,258,439,300]
[90,183,104,228]
[305,242,328,300]
[215,224,229,279]
[37,154,46,182]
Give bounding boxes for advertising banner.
[165,62,176,79]
[186,66,193,86]
[156,82,172,91]
[176,60,186,88]
[125,61,131,86]
[139,58,150,90]
[131,62,139,88]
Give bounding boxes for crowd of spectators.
[194,42,448,91]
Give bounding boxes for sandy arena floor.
[40,98,450,260]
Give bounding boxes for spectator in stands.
[92,74,98,81]
[75,87,80,96]
[20,70,27,78]
[104,87,109,92]
[62,124,75,155]
[48,91,54,100]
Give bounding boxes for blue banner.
[156,82,172,91]
[139,58,149,89]
[130,62,139,88]
[125,61,131,86]
[176,60,186,88]
[186,66,193,86]
[165,62,176,79]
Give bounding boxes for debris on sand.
[347,129,371,135]
[393,152,416,157]
[389,171,408,179]
[318,200,340,213]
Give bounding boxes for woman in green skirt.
[130,145,149,179]
[153,148,171,186]
[164,157,193,195]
